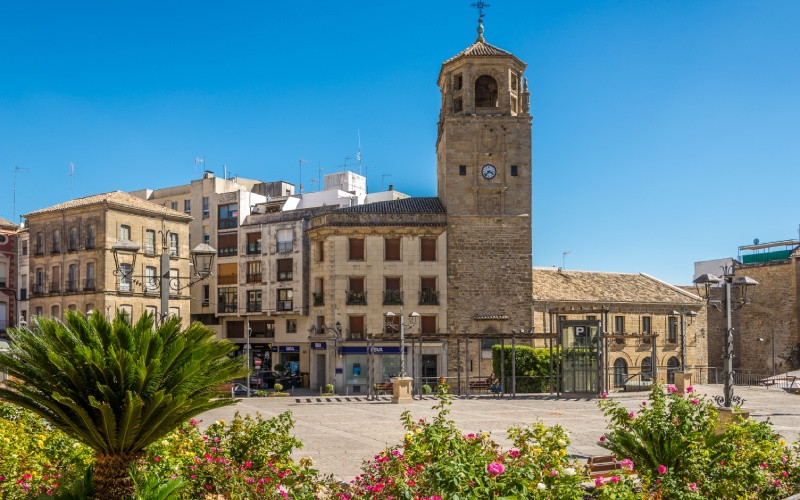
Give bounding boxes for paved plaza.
[199,385,800,482]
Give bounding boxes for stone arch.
[475,75,499,108]
[666,356,681,384]
[613,357,628,387]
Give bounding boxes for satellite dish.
[753,238,760,245]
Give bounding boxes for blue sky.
[2,1,799,285]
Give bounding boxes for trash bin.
[301,372,310,388]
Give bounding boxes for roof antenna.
[67,162,78,199]
[562,250,570,270]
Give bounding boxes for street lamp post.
[694,267,758,408]
[112,232,216,324]
[385,310,419,403]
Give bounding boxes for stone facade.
[0,218,18,335]
[437,27,534,374]
[707,256,800,374]
[25,191,192,324]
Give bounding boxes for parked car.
[231,383,249,397]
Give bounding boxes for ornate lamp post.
[384,310,420,377]
[112,232,216,324]
[693,267,758,407]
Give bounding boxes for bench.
[374,382,393,395]
[585,455,621,479]
[469,381,492,393]
[624,381,651,392]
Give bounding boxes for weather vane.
[471,1,490,21]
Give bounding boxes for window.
[640,357,652,379]
[171,201,178,211]
[218,263,237,285]
[169,307,180,318]
[316,315,326,332]
[475,75,499,108]
[145,266,158,291]
[348,315,364,341]
[247,290,262,312]
[169,233,179,257]
[385,314,400,334]
[313,278,324,306]
[250,320,275,338]
[203,231,210,245]
[184,199,191,214]
[145,230,156,254]
[217,233,238,257]
[277,258,293,281]
[642,316,652,344]
[217,287,237,313]
[119,304,133,322]
[51,305,60,319]
[668,316,678,343]
[246,232,261,254]
[510,72,519,92]
[421,315,437,335]
[613,358,628,387]
[85,262,95,291]
[420,277,438,305]
[35,306,43,317]
[51,265,61,293]
[226,321,244,339]
[0,263,6,288]
[347,277,366,305]
[459,165,466,175]
[316,240,325,262]
[667,357,681,384]
[86,225,95,249]
[52,229,61,253]
[276,229,293,253]
[510,165,518,176]
[384,277,402,305]
[614,316,624,334]
[454,96,463,113]
[20,241,27,256]
[277,289,293,311]
[202,285,210,306]
[119,225,131,241]
[348,238,364,260]
[202,197,210,218]
[454,73,463,90]
[286,319,297,333]
[67,264,78,292]
[35,232,43,254]
[384,238,401,261]
[69,227,78,251]
[218,203,238,229]
[246,261,261,283]
[420,237,437,261]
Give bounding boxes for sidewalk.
[199,384,800,482]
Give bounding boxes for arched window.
[475,75,499,108]
[69,227,78,251]
[640,356,652,380]
[667,357,681,384]
[613,358,628,387]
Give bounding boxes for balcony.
[84,279,96,292]
[66,280,79,293]
[218,302,237,313]
[246,243,261,255]
[246,301,262,313]
[277,241,293,253]
[250,330,275,339]
[51,244,60,254]
[218,275,237,285]
[347,330,365,341]
[49,281,60,293]
[346,290,367,305]
[34,246,44,256]
[218,247,237,257]
[313,291,324,306]
[246,273,262,284]
[277,271,293,281]
[32,284,45,296]
[276,300,293,311]
[383,289,403,305]
[419,289,439,306]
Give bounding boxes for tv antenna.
[13,166,29,222]
[67,162,79,199]
[381,173,392,190]
[194,156,205,177]
[562,250,570,270]
[298,158,308,194]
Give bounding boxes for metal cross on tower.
[471,1,490,20]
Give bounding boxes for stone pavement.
[198,384,800,482]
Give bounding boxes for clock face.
[481,164,497,179]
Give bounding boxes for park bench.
[585,455,622,479]
[469,380,492,393]
[374,382,393,395]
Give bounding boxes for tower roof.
[439,21,525,82]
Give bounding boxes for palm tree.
[0,310,246,499]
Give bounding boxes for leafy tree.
[0,310,245,499]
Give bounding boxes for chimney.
[388,184,394,191]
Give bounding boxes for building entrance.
[559,320,602,394]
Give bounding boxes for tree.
[0,310,246,499]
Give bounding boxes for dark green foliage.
[491,345,558,393]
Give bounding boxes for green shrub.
[273,383,284,392]
[325,383,334,394]
[491,345,558,393]
[421,384,433,395]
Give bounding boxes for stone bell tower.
[438,20,533,356]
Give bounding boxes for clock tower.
[438,20,533,358]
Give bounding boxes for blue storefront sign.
[278,345,301,353]
[340,346,407,355]
[310,342,327,350]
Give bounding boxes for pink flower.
[658,464,667,475]
[487,462,505,477]
[759,462,768,469]
[686,386,694,392]
[153,456,161,462]
[629,412,635,419]
[599,436,606,442]
[641,401,647,406]
[601,392,608,398]
[550,470,559,477]
[691,398,699,405]
[610,476,620,483]
[595,476,606,487]
[508,449,520,458]
[689,483,697,492]
[774,479,782,487]
[620,459,634,470]
[245,461,252,468]
[782,471,789,477]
